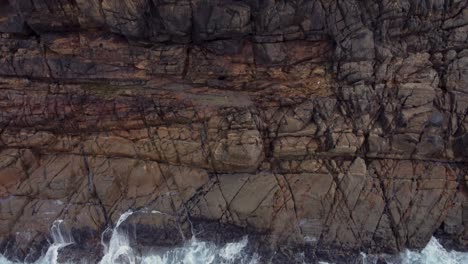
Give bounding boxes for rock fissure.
[0,0,467,262]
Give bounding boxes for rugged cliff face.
[0,0,467,262]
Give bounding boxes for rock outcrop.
[0,0,467,262]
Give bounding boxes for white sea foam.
[0,220,73,264]
[99,210,136,264]
[335,237,468,264]
[140,236,257,264]
[398,237,468,264]
[0,213,466,264]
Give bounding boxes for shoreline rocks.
[0,0,467,262]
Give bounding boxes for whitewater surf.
[0,211,467,264]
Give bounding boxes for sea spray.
[0,210,467,263]
[344,237,468,264]
[98,209,257,264]
[139,236,258,264]
[99,210,136,264]
[398,237,468,264]
[36,220,74,264]
[0,220,73,264]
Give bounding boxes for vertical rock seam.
[0,0,467,262]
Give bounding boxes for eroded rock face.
[0,0,467,262]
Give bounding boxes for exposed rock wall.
[0,0,467,261]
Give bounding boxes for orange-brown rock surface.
[0,0,467,262]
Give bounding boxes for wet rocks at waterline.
[0,0,467,263]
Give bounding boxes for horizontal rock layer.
[0,0,467,262]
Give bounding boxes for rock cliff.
[0,0,467,262]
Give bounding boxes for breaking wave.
[0,211,466,264]
[390,237,468,264]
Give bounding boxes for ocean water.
[0,211,466,264]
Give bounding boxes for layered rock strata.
[0,0,467,262]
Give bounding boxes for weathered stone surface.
[0,0,467,262]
